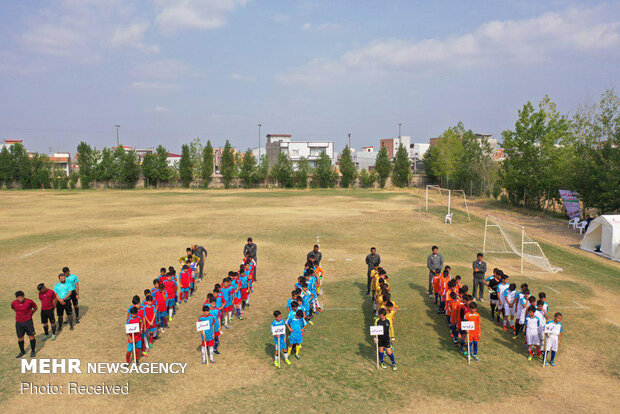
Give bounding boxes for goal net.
[425,185,471,222]
[483,215,562,274]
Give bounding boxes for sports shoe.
[285,358,291,365]
[473,355,479,362]
[392,364,398,371]
[246,303,251,308]
[51,335,57,341]
[169,316,173,321]
[70,325,74,331]
[463,351,468,357]
[225,326,230,329]
[295,354,301,360]
[380,362,387,369]
[512,335,518,340]
[274,360,279,367]
[214,350,220,355]
[30,351,36,358]
[527,355,533,361]
[429,294,433,298]
[317,308,323,313]
[210,360,216,364]
[76,319,80,324]
[479,298,484,302]
[42,335,49,341]
[16,352,26,359]
[308,320,314,326]
[202,360,207,365]
[549,361,555,366]
[502,326,507,331]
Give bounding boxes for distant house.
[380,136,411,159]
[49,152,72,176]
[350,147,377,170]
[266,134,334,169]
[166,152,181,167]
[1,139,24,151]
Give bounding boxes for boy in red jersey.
[37,283,57,341]
[162,273,177,321]
[143,295,157,346]
[126,307,142,363]
[153,284,168,332]
[179,265,191,303]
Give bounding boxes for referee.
[54,273,74,331]
[191,244,208,281]
[62,267,80,323]
[11,290,38,358]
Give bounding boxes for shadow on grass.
[354,281,378,363]
[39,304,90,352]
[408,282,463,355]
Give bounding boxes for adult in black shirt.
[307,245,322,266]
[485,271,501,322]
[365,247,381,295]
[191,244,207,281]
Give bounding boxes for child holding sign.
[126,307,142,363]
[198,305,216,364]
[544,313,563,367]
[464,302,481,361]
[374,309,397,370]
[271,310,290,367]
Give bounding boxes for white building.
[266,134,334,169]
[351,146,377,170]
[409,143,430,159]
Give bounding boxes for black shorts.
[70,290,79,306]
[378,337,391,348]
[16,320,35,338]
[56,301,73,317]
[41,308,56,324]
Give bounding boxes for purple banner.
[559,190,581,219]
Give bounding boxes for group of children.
[369,264,399,370]
[430,264,564,366]
[197,252,257,364]
[270,252,324,367]
[485,268,564,366]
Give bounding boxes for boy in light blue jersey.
[54,273,74,331]
[306,271,321,313]
[271,310,291,366]
[208,298,222,354]
[220,278,234,328]
[286,309,306,360]
[199,305,216,364]
[544,312,563,366]
[301,284,315,325]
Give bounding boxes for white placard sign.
[196,320,211,331]
[125,323,140,334]
[271,325,286,336]
[370,325,384,336]
[461,321,475,331]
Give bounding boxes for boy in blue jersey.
[271,310,290,366]
[286,309,306,360]
[287,290,299,312]
[54,273,74,331]
[199,305,216,364]
[62,267,80,324]
[301,284,315,325]
[221,278,234,329]
[126,307,142,363]
[306,270,321,313]
[208,298,222,354]
[242,263,253,307]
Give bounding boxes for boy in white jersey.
[535,300,548,351]
[544,312,563,367]
[513,288,530,339]
[502,283,517,332]
[496,276,509,330]
[525,307,541,361]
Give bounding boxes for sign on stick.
[271,325,286,336]
[370,326,384,336]
[196,320,211,331]
[125,323,140,334]
[461,321,475,331]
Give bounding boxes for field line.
[546,286,561,294]
[19,245,51,259]
[604,318,620,328]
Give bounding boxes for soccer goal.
[425,185,471,221]
[482,215,562,274]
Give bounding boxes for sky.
[0,0,619,154]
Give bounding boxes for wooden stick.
[131,333,137,365]
[542,333,548,367]
[376,339,379,369]
[467,332,471,364]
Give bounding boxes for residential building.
[351,147,377,170]
[379,136,411,159]
[409,143,430,159]
[266,134,334,169]
[49,152,72,176]
[213,147,238,173]
[1,139,24,150]
[166,153,181,167]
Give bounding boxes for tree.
[0,146,13,188]
[31,154,51,189]
[392,144,411,187]
[271,152,294,188]
[239,149,258,188]
[120,150,140,188]
[10,143,32,189]
[142,153,158,187]
[220,140,237,189]
[375,146,392,188]
[423,145,442,182]
[111,145,126,187]
[359,168,377,188]
[96,148,115,187]
[338,145,357,187]
[69,171,79,189]
[293,157,312,188]
[76,141,95,189]
[253,155,270,187]
[314,152,337,188]
[201,140,214,187]
[179,144,193,188]
[155,145,171,186]
[188,137,203,183]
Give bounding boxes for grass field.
[1,189,619,413]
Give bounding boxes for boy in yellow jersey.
[370,264,380,301]
[385,301,399,343]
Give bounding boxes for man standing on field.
[11,290,38,358]
[472,253,487,301]
[427,246,443,298]
[243,238,257,281]
[62,267,80,323]
[307,245,322,266]
[365,247,381,295]
[192,244,208,281]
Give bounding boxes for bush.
[359,169,377,188]
[69,171,79,189]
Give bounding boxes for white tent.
[580,215,620,262]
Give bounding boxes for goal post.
[425,185,470,221]
[482,215,562,274]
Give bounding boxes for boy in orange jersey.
[444,279,457,322]
[432,271,442,305]
[448,291,462,344]
[458,294,473,355]
[438,270,450,314]
[464,301,481,361]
